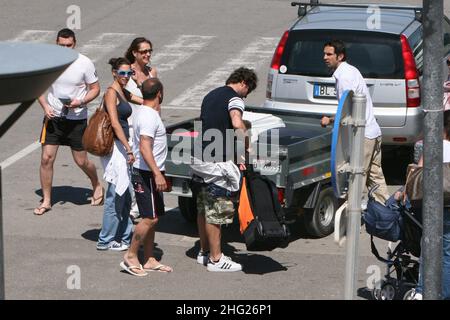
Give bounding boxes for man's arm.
[37,93,55,119]
[70,81,100,108]
[230,109,249,166]
[140,135,167,191]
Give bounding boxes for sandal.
[91,187,105,206]
[143,263,173,273]
[33,205,51,216]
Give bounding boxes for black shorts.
[40,117,86,151]
[132,168,165,219]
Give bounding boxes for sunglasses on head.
[116,70,134,77]
[138,49,153,55]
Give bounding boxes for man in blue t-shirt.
[194,67,257,272]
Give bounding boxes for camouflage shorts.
[197,187,235,225]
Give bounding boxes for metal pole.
[0,100,35,139]
[0,166,4,300]
[344,93,366,299]
[422,0,444,300]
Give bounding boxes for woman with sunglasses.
[124,37,158,108]
[96,57,135,251]
[124,37,159,221]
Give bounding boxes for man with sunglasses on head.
[191,67,257,272]
[35,28,102,215]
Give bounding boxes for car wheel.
[304,187,337,238]
[178,196,197,223]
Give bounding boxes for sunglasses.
[138,49,153,55]
[116,70,134,77]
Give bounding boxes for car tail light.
[393,137,408,142]
[270,30,289,71]
[401,35,420,108]
[277,188,285,205]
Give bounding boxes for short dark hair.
[445,109,450,140]
[108,57,131,70]
[141,78,163,100]
[324,40,346,61]
[125,37,153,64]
[226,67,258,94]
[243,120,252,130]
[57,28,76,42]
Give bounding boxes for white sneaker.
[97,241,129,251]
[197,251,209,266]
[412,292,423,300]
[207,254,242,272]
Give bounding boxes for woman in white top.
[123,37,159,220]
[124,37,158,108]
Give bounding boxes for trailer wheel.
[178,196,197,223]
[304,187,337,238]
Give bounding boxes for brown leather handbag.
[82,97,114,157]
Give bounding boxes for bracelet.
[126,151,133,155]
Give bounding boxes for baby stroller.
[362,187,422,300]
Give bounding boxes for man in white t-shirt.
[121,78,172,276]
[321,40,389,204]
[35,28,102,215]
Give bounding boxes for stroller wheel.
[402,288,416,300]
[371,280,384,300]
[379,283,397,300]
[372,287,382,300]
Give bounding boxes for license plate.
[313,83,336,98]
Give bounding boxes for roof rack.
[291,1,422,21]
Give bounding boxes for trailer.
[164,105,339,238]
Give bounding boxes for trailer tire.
[178,196,197,223]
[304,187,337,238]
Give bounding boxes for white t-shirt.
[47,53,98,120]
[133,106,167,171]
[444,140,450,163]
[124,78,142,127]
[333,61,382,139]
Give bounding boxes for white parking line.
[79,32,135,63]
[152,35,215,73]
[9,30,56,43]
[0,141,40,170]
[168,37,278,108]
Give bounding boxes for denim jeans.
[97,182,133,246]
[416,208,450,299]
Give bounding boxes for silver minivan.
[263,1,450,147]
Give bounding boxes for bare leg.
[71,149,102,199]
[123,217,152,275]
[142,217,158,264]
[205,223,221,261]
[197,212,209,252]
[38,144,59,208]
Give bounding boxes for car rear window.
[281,30,404,79]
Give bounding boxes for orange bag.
[238,177,254,234]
